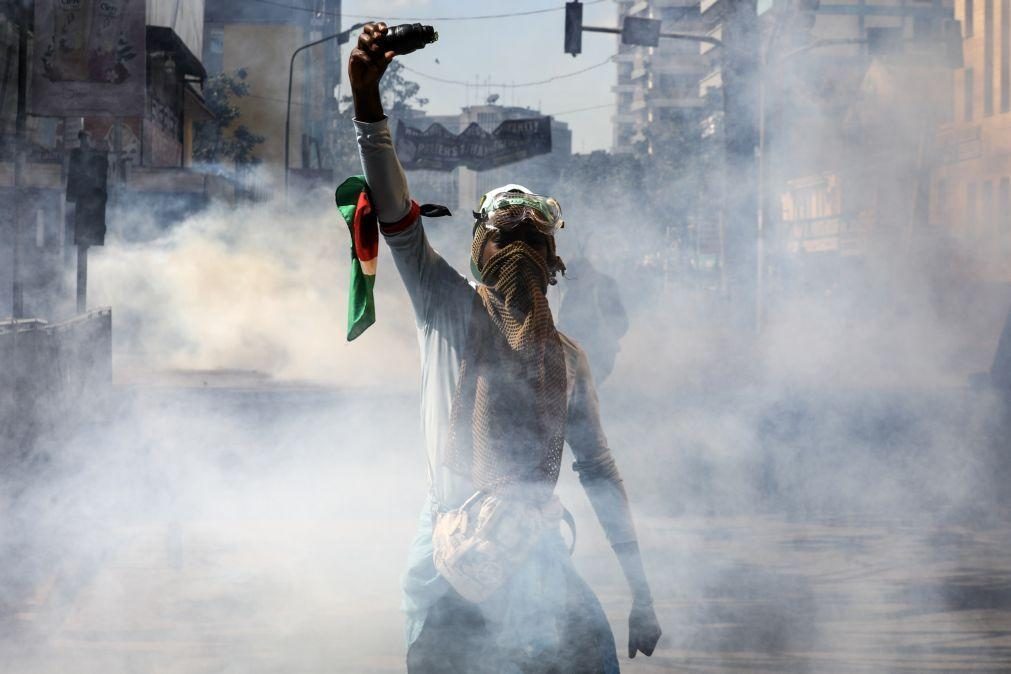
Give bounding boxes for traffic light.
[67,147,108,247]
[564,1,582,56]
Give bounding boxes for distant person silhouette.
[558,256,629,384]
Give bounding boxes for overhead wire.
[250,0,605,21]
[545,103,614,116]
[400,57,614,89]
[238,4,616,128]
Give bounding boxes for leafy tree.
[193,68,265,168]
[329,60,427,177]
[381,60,429,114]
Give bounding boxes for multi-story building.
[613,0,709,154]
[1,0,221,320]
[203,0,341,187]
[765,1,954,260]
[935,0,1011,284]
[693,0,956,294]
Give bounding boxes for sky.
[337,0,621,153]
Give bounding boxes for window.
[942,70,956,123]
[967,182,978,234]
[867,27,903,56]
[999,177,1010,240]
[1003,0,1010,112]
[983,180,995,234]
[967,0,975,37]
[985,0,994,115]
[966,67,975,120]
[204,26,224,75]
[937,178,949,224]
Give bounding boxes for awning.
[147,26,207,81]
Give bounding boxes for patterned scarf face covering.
[445,227,568,498]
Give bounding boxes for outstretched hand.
[348,22,395,92]
[628,600,662,658]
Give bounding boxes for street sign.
[622,17,661,48]
[395,117,553,172]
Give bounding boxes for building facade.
[935,0,1011,284]
[691,0,957,297]
[203,0,341,188]
[0,0,220,320]
[764,0,956,268]
[613,0,709,154]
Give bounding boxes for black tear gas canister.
[377,23,438,55]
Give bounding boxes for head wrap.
[445,227,568,496]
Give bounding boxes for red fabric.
[353,190,380,263]
[380,200,420,235]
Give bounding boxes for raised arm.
[566,346,662,658]
[348,23,473,328]
[350,23,409,222]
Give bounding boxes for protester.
[347,23,661,672]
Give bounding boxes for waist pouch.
[432,491,565,603]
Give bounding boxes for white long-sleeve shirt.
[355,116,634,541]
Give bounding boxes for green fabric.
[347,257,376,341]
[336,175,375,342]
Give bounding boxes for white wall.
[146,0,205,60]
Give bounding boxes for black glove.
[628,599,661,658]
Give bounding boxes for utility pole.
[12,0,30,320]
[720,0,760,333]
[284,22,365,204]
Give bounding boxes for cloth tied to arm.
[443,227,569,497]
[336,174,452,341]
[336,175,379,342]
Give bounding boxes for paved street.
[3,382,1011,673]
[6,511,1011,673]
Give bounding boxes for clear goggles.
[476,191,564,236]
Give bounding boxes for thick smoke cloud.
[5,16,1011,674]
[89,182,419,387]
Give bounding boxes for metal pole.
[285,24,365,205]
[581,25,724,48]
[76,245,87,314]
[12,0,29,320]
[660,31,723,48]
[756,67,765,334]
[284,47,298,205]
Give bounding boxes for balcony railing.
[612,111,641,124]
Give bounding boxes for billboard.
[31,0,147,117]
[395,117,553,172]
